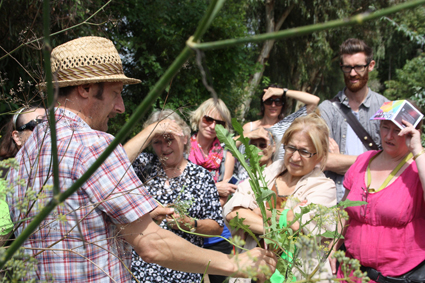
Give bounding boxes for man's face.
[87,82,125,131]
[341,52,375,93]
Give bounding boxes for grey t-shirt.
[318,88,388,202]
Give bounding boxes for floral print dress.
[131,153,224,283]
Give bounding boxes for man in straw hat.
[7,36,276,282]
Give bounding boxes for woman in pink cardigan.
[224,113,337,282]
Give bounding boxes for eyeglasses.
[16,119,45,131]
[264,98,283,106]
[284,145,317,158]
[340,63,370,73]
[202,115,226,127]
[249,140,269,150]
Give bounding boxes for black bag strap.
[329,97,379,151]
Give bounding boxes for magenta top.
[340,150,425,279]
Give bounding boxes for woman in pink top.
[334,103,425,282]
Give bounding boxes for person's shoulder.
[187,160,213,178]
[368,89,389,103]
[318,90,344,112]
[301,168,336,193]
[243,120,260,131]
[265,160,285,177]
[357,150,379,162]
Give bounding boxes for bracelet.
[413,148,425,160]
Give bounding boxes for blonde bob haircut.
[281,112,329,170]
[143,109,191,154]
[189,98,231,132]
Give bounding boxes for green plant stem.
[188,0,425,50]
[42,0,59,197]
[0,0,225,270]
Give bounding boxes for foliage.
[107,0,256,138]
[384,54,425,100]
[1,0,425,281]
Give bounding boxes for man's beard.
[344,71,369,93]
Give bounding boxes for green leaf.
[258,189,275,203]
[338,199,367,208]
[228,213,261,247]
[320,230,344,239]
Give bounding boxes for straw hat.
[38,36,140,90]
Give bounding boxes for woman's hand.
[166,213,195,231]
[244,127,270,141]
[148,119,184,141]
[399,119,423,155]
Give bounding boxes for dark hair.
[259,84,288,120]
[0,106,40,160]
[339,38,373,64]
[58,85,77,98]
[57,83,104,99]
[0,118,18,161]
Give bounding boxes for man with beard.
[319,38,388,202]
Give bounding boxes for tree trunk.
[237,1,295,122]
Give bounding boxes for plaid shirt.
[7,108,157,282]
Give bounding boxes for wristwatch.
[283,88,288,97]
[190,219,198,232]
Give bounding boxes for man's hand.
[232,248,277,282]
[329,138,340,154]
[150,207,174,224]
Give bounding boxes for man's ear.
[368,60,376,72]
[11,130,22,147]
[76,84,93,98]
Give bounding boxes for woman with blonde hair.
[225,113,336,281]
[189,98,236,283]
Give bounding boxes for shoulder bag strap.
[329,97,379,151]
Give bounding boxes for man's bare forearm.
[325,153,357,175]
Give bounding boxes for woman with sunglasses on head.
[188,98,236,283]
[331,101,425,282]
[243,85,319,159]
[225,113,336,282]
[0,106,46,245]
[236,127,277,181]
[0,106,46,161]
[124,109,224,283]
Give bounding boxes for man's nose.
[114,94,125,114]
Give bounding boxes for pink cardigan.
[223,160,337,281]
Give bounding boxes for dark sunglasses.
[17,119,45,131]
[249,140,269,150]
[202,115,226,127]
[264,98,283,106]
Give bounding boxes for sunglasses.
[17,119,45,132]
[202,115,226,127]
[264,98,283,106]
[249,140,269,150]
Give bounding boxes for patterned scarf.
[188,134,223,182]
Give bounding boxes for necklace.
[366,151,413,193]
